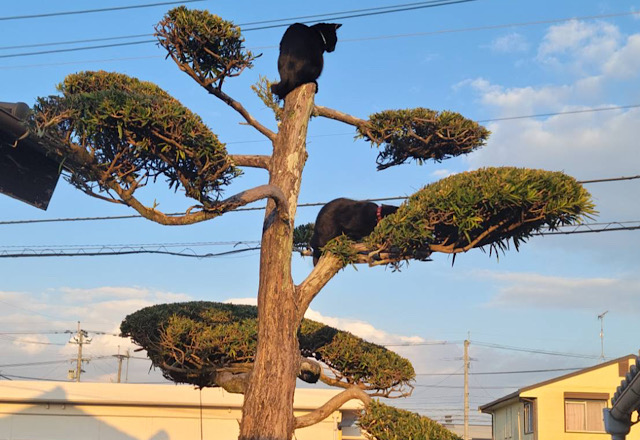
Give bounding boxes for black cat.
[310,198,399,265]
[271,23,341,100]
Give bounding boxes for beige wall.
[488,401,534,440]
[520,359,639,440]
[0,381,364,440]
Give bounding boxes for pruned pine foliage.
[367,167,596,260]
[251,75,283,122]
[358,401,462,440]
[121,301,415,396]
[299,320,415,397]
[33,71,238,206]
[358,108,490,170]
[156,7,258,89]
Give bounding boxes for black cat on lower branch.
[310,198,398,265]
[271,23,341,100]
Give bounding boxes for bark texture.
[238,83,316,440]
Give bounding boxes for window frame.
[523,400,535,434]
[563,392,609,434]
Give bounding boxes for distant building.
[479,354,640,440]
[442,422,492,440]
[0,381,365,440]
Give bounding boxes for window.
[565,399,607,432]
[523,401,534,434]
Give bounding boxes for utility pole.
[113,346,129,383]
[125,349,130,383]
[68,321,91,382]
[598,311,608,362]
[464,338,470,440]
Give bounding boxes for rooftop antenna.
[598,311,609,362]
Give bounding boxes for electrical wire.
[0,246,261,259]
[0,170,638,226]
[0,1,205,21]
[477,104,640,123]
[0,334,66,346]
[0,221,636,258]
[1,8,638,62]
[472,340,605,360]
[0,0,476,59]
[414,367,583,376]
[0,359,73,368]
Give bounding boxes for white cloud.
[464,78,570,114]
[488,32,530,53]
[58,286,190,304]
[537,20,622,73]
[431,169,456,179]
[457,23,640,257]
[603,34,640,78]
[303,308,425,345]
[225,297,257,306]
[10,334,51,355]
[478,270,640,312]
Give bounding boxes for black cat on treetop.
[271,23,341,100]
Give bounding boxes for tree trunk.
[239,83,316,440]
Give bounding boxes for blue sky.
[1,0,639,425]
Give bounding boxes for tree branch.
[294,386,371,429]
[205,84,276,143]
[230,154,271,170]
[111,182,290,225]
[313,105,369,130]
[296,254,346,321]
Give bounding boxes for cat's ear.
[334,24,342,29]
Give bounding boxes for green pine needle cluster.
[358,401,462,440]
[156,7,258,88]
[33,71,238,206]
[299,320,415,393]
[358,108,490,170]
[121,301,415,393]
[367,167,596,259]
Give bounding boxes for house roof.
[479,354,636,413]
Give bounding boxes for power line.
[0,246,261,259]
[0,359,73,368]
[241,0,477,31]
[0,1,205,22]
[239,0,468,27]
[0,331,70,335]
[0,335,66,346]
[477,104,640,123]
[1,170,638,226]
[415,367,583,376]
[0,0,475,59]
[1,8,638,62]
[0,40,155,60]
[0,373,69,381]
[535,222,640,236]
[0,221,637,259]
[384,340,464,347]
[0,34,152,52]
[472,340,605,360]
[343,10,640,43]
[414,384,520,389]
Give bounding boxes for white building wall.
[0,381,362,440]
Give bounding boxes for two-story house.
[479,354,640,440]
